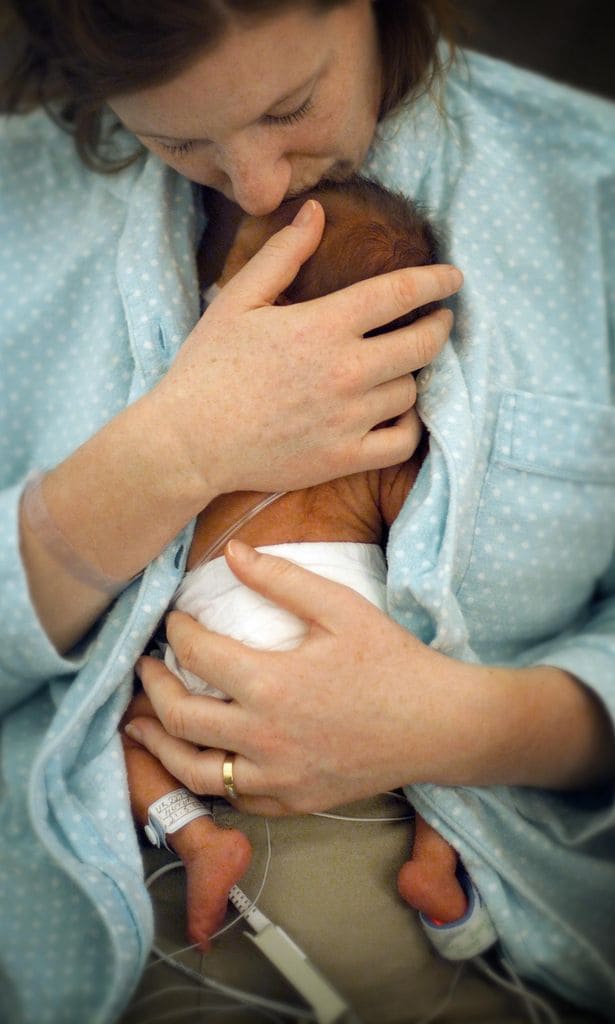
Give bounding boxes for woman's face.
[107,0,382,216]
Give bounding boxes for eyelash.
[158,97,313,156]
[263,97,313,127]
[159,139,195,156]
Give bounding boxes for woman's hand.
[126,542,615,813]
[151,199,462,497]
[129,544,432,815]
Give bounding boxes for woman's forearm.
[430,660,615,791]
[19,391,212,654]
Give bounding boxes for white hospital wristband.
[144,788,213,850]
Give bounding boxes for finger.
[164,610,262,698]
[123,719,278,806]
[122,689,156,724]
[320,264,462,338]
[362,306,454,386]
[219,752,281,808]
[357,408,424,470]
[135,652,248,748]
[231,793,291,817]
[360,374,417,429]
[212,199,325,312]
[124,717,229,797]
[223,541,362,631]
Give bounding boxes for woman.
[0,2,613,1022]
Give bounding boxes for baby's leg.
[122,694,252,950]
[397,813,467,924]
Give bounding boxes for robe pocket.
[493,390,615,485]
[457,390,615,653]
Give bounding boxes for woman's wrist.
[496,663,615,789]
[145,375,230,500]
[21,472,137,595]
[20,391,219,653]
[42,391,215,580]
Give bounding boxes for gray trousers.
[120,794,601,1024]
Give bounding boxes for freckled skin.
[123,179,465,950]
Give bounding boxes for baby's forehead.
[243,185,385,238]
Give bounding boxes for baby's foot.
[179,824,252,951]
[397,847,467,924]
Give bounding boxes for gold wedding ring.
[222,752,238,799]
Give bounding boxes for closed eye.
[159,139,195,156]
[262,97,313,128]
[155,94,313,155]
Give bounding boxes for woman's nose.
[222,147,292,216]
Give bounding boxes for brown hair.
[229,174,442,330]
[1,1,458,171]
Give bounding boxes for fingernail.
[292,199,316,228]
[446,266,463,289]
[124,723,143,743]
[226,539,257,562]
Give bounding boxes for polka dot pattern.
[0,110,199,1021]
[366,52,615,1014]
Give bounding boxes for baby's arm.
[377,432,428,529]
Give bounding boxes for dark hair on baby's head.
[272,175,442,331]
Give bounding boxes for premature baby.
[123,175,467,951]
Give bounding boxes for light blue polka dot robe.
[0,51,614,1023]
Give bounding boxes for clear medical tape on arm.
[20,470,139,595]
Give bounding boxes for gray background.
[459,0,615,98]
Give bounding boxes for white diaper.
[164,541,387,697]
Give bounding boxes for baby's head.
[218,175,441,332]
